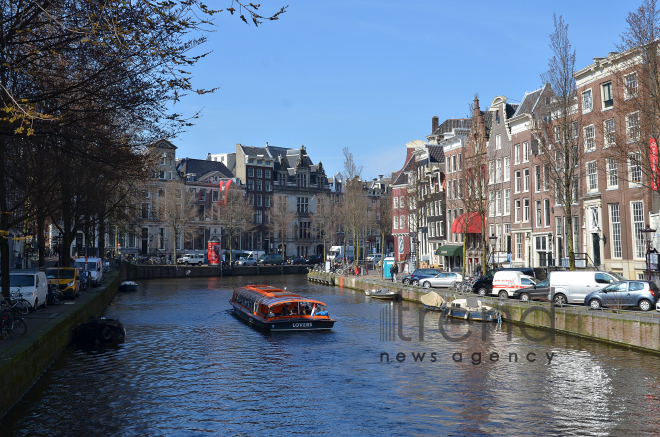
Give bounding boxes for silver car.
[236,257,257,266]
[421,272,463,289]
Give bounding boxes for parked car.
[235,257,258,266]
[72,257,103,286]
[548,271,622,305]
[473,268,535,296]
[402,268,441,286]
[420,272,463,289]
[305,254,324,265]
[585,280,659,311]
[288,256,306,265]
[177,253,206,266]
[490,271,537,299]
[258,254,284,265]
[2,271,48,311]
[512,278,549,302]
[45,267,80,298]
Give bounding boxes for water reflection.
[2,275,660,436]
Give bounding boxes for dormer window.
[297,173,308,187]
[279,173,286,186]
[496,111,500,125]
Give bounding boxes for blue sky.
[174,0,636,179]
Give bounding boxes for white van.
[548,271,621,305]
[73,257,103,286]
[491,271,537,299]
[243,251,264,259]
[177,253,206,266]
[6,271,48,310]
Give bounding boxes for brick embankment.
[308,271,660,354]
[124,263,310,280]
[0,271,121,418]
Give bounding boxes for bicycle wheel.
[0,321,8,340]
[16,300,29,316]
[11,318,26,336]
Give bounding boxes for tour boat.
[444,297,499,322]
[229,285,336,331]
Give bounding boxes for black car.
[473,267,535,296]
[305,254,324,265]
[512,278,549,301]
[288,256,306,265]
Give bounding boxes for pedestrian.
[391,263,399,283]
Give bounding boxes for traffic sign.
[507,253,511,262]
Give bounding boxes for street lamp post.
[642,224,656,281]
[488,234,498,271]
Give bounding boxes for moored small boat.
[444,297,499,322]
[368,288,399,300]
[118,281,138,292]
[230,285,336,331]
[421,291,446,311]
[73,316,126,342]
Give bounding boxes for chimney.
[378,174,383,179]
[432,116,439,134]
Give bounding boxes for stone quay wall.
[308,271,660,353]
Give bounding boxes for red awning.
[451,212,483,234]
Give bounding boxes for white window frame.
[523,198,530,222]
[515,199,521,223]
[523,168,529,192]
[582,89,593,113]
[624,72,638,99]
[496,134,502,150]
[544,199,550,227]
[628,153,642,187]
[584,125,596,152]
[496,159,502,183]
[514,144,521,165]
[515,170,521,193]
[523,141,529,162]
[626,112,641,142]
[587,161,598,192]
[603,119,616,148]
[534,165,541,193]
[535,200,542,228]
[606,158,618,188]
[504,189,510,215]
[632,201,645,259]
[601,81,613,110]
[610,203,622,259]
[504,157,510,182]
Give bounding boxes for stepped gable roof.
[179,158,233,180]
[427,145,445,163]
[513,88,544,117]
[433,118,472,136]
[240,145,270,157]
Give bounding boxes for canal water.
[2,275,660,436]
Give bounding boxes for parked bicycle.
[48,284,63,305]
[0,300,27,339]
[452,279,474,294]
[10,290,30,316]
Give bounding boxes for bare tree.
[153,181,198,264]
[372,192,392,278]
[534,14,581,270]
[268,195,297,259]
[215,189,254,265]
[312,195,338,263]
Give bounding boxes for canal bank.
[308,271,660,354]
[0,271,121,418]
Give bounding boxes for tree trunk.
[37,214,45,268]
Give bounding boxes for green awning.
[436,245,464,257]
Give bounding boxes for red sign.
[208,240,222,265]
[651,138,659,191]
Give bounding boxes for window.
[489,161,495,184]
[496,190,502,215]
[393,197,399,209]
[279,173,286,186]
[625,73,638,99]
[247,168,254,177]
[607,159,618,188]
[504,189,510,214]
[265,196,270,207]
[587,161,598,192]
[584,125,596,151]
[249,194,254,205]
[629,153,642,186]
[571,121,579,139]
[515,144,521,164]
[265,181,271,191]
[457,153,462,170]
[515,199,521,222]
[400,197,405,208]
[632,201,645,259]
[523,199,530,222]
[256,180,262,191]
[627,112,640,142]
[256,168,262,178]
[515,170,521,193]
[247,180,254,191]
[601,82,613,109]
[297,173,308,187]
[200,189,206,201]
[504,157,510,182]
[394,216,399,229]
[299,221,310,239]
[543,165,550,191]
[212,190,219,202]
[542,199,550,227]
[516,233,523,259]
[496,159,502,183]
[297,197,309,213]
[604,119,616,147]
[489,192,495,217]
[141,203,150,219]
[400,215,406,229]
[554,126,561,143]
[535,165,541,192]
[452,155,457,173]
[256,210,262,224]
[610,204,622,258]
[582,89,593,112]
[536,200,542,228]
[265,169,271,179]
[524,169,529,192]
[523,142,529,162]
[496,134,502,149]
[256,194,262,206]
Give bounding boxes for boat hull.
[422,304,445,311]
[444,307,499,322]
[231,302,335,331]
[118,282,138,292]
